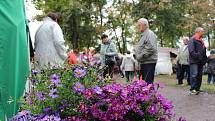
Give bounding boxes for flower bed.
[10,64,185,121]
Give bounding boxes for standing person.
[133,55,141,79]
[176,37,190,85]
[134,18,158,84]
[100,34,117,78]
[34,12,68,67]
[188,27,207,95]
[121,51,135,82]
[115,55,124,78]
[206,49,215,84]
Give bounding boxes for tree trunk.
[111,21,122,53]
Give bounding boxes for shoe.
[177,83,183,85]
[196,90,203,93]
[177,83,184,86]
[189,90,198,95]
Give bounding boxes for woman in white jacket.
[121,51,135,82]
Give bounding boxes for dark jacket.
[206,56,215,75]
[188,36,207,65]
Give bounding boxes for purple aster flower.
[73,82,85,93]
[50,74,61,85]
[37,91,46,101]
[162,100,173,110]
[14,110,31,120]
[31,69,39,74]
[42,114,61,121]
[79,103,88,113]
[31,79,38,85]
[147,104,159,115]
[133,80,147,87]
[49,88,58,98]
[84,89,94,99]
[43,107,52,114]
[74,68,86,78]
[94,86,102,94]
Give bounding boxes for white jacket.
[35,17,67,67]
[121,54,135,71]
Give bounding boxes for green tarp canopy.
[0,0,29,120]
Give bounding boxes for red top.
[68,52,77,64]
[194,34,204,46]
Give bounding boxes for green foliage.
[20,64,110,118]
[210,38,215,49]
[33,0,215,49]
[34,0,107,49]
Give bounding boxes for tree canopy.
[33,0,215,52]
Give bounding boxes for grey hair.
[138,18,149,28]
[182,36,189,41]
[195,27,204,33]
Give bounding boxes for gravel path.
[161,85,215,121]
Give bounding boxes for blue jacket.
[188,36,207,65]
[100,41,117,65]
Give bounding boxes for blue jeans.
[207,74,215,84]
[190,64,203,91]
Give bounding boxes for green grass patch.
[155,74,215,94]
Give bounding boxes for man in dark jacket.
[188,27,207,95]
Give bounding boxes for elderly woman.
[176,37,190,85]
[100,34,117,78]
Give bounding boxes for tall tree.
[34,0,107,49]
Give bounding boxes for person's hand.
[30,57,34,63]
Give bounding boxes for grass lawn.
[155,74,215,94]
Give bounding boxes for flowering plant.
[10,62,109,121]
[11,63,185,121]
[76,81,175,121]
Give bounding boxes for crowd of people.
[33,12,158,83]
[34,12,213,96]
[176,27,215,95]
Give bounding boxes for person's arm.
[176,47,181,62]
[52,23,68,60]
[121,57,125,71]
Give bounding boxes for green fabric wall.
[0,0,29,120]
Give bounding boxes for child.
[121,51,135,82]
[207,49,215,84]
